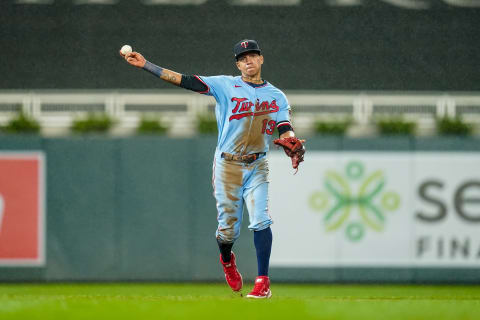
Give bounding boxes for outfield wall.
[0,136,479,283]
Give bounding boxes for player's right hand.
[120,51,146,68]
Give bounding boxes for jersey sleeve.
[275,91,292,130]
[195,75,229,100]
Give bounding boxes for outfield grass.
[1,283,479,320]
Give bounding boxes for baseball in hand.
[120,45,132,55]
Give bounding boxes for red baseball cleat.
[246,276,272,299]
[220,252,243,292]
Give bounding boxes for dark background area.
[1,0,479,90]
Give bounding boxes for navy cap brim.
[235,49,261,60]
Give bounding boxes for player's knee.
[216,227,240,243]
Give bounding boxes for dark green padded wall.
[1,135,479,283]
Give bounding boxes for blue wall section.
[0,136,479,283]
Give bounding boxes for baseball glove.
[273,137,305,173]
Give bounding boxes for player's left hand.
[273,137,305,174]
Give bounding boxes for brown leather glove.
[273,137,306,173]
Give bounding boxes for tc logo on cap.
[241,41,249,48]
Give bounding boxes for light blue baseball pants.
[212,152,273,243]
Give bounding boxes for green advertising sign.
[309,161,400,242]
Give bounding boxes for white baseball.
[120,45,132,55]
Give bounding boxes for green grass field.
[1,283,479,320]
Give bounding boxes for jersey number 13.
[261,119,276,135]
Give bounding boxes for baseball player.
[120,39,305,298]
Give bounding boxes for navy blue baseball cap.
[234,39,261,60]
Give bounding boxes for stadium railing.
[0,90,479,136]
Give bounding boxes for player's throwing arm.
[119,45,209,93]
[119,46,182,86]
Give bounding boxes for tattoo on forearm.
[161,72,177,83]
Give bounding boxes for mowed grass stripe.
[1,284,479,320]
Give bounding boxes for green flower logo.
[309,161,400,242]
